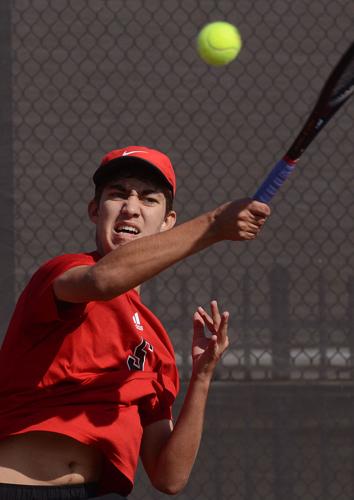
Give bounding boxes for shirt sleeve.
[23,253,97,323]
[138,373,177,427]
[140,402,173,428]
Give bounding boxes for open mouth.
[113,225,140,236]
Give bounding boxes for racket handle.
[253,158,297,203]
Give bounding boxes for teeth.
[116,225,139,235]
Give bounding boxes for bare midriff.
[0,431,103,485]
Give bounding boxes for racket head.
[253,41,354,203]
[288,41,354,160]
[323,42,354,108]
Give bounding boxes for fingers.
[210,300,221,327]
[193,310,204,329]
[196,301,229,342]
[236,222,262,240]
[218,311,229,338]
[215,311,229,350]
[204,308,230,360]
[192,301,230,376]
[212,198,271,242]
[237,200,271,240]
[197,300,220,328]
[196,302,218,336]
[249,199,271,218]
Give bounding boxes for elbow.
[158,487,185,496]
[151,476,189,495]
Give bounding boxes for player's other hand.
[192,300,230,381]
[212,198,271,241]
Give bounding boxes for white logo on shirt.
[132,312,144,331]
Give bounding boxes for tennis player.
[0,146,270,499]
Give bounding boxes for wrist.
[190,369,213,388]
[197,209,223,245]
[208,202,231,242]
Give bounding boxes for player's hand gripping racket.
[253,41,354,203]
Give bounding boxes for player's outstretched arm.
[140,301,229,494]
[54,199,270,303]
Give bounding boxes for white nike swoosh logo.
[122,150,148,156]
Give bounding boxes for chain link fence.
[3,0,354,498]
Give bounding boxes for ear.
[88,199,99,224]
[161,210,177,232]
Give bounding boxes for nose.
[121,194,140,217]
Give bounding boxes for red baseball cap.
[93,145,176,196]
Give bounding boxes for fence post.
[242,270,252,380]
[269,265,290,379]
[0,0,14,343]
[347,276,354,378]
[318,270,328,378]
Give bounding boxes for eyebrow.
[107,183,162,195]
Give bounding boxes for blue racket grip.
[253,158,297,203]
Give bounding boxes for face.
[89,176,176,256]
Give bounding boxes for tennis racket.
[253,41,354,203]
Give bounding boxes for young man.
[0,146,270,499]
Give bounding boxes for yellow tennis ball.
[197,21,242,66]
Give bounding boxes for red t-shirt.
[0,251,179,496]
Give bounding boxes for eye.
[109,190,127,200]
[142,195,160,206]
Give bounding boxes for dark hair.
[94,161,174,215]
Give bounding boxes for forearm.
[91,211,218,299]
[54,199,268,303]
[141,304,229,494]
[151,373,212,494]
